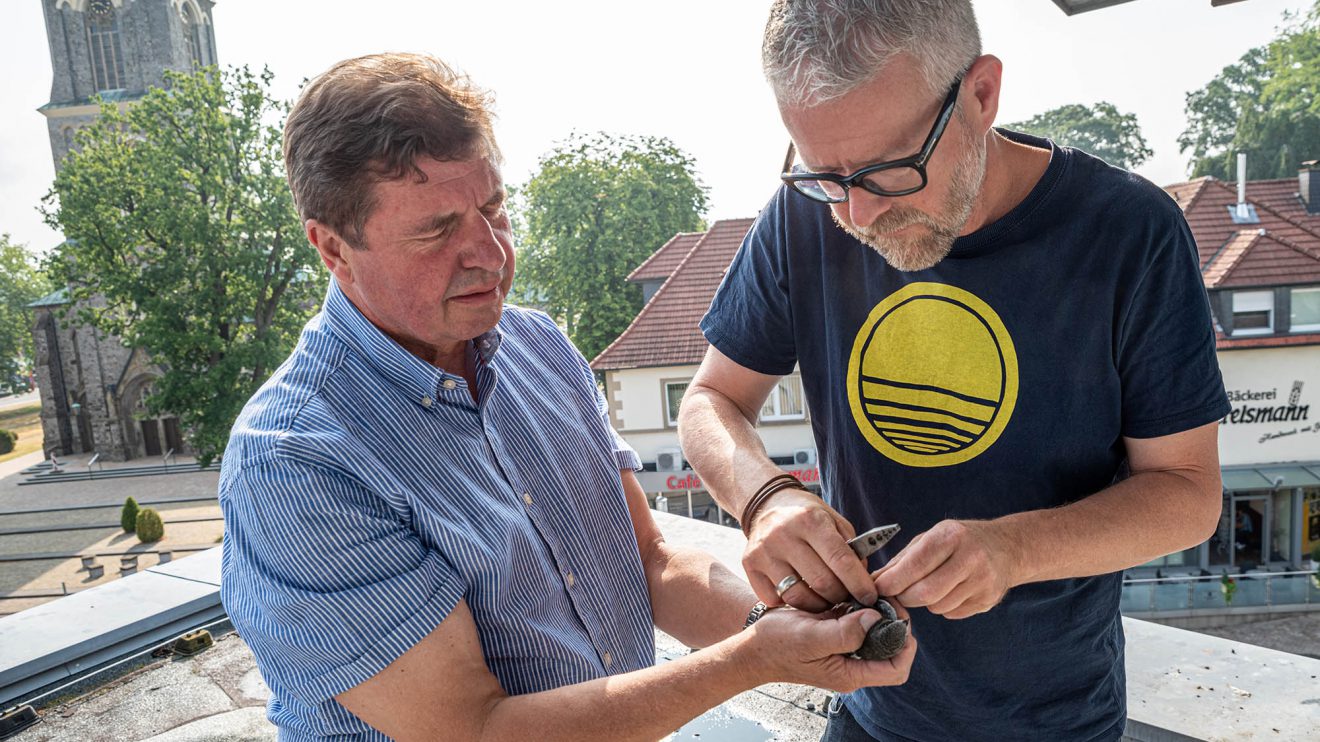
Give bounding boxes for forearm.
[999,470,1221,585]
[481,633,762,742]
[646,540,758,648]
[678,385,784,515]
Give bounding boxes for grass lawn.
[0,402,44,464]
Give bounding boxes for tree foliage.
[1180,2,1320,179]
[1006,101,1153,169]
[41,67,325,466]
[0,235,52,387]
[513,133,708,360]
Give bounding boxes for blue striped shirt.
[219,280,654,740]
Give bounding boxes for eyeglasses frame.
[780,74,966,203]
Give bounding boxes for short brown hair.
[283,53,499,249]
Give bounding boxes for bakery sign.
[1216,347,1320,467]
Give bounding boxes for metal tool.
[843,523,908,661]
[847,523,900,561]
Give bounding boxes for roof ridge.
[1263,229,1320,262]
[592,226,713,368]
[626,230,704,282]
[1206,229,1263,288]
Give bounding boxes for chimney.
[1300,160,1320,215]
[1228,152,1259,224]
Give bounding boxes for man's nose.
[458,214,507,273]
[841,188,894,230]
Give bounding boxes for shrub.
[121,496,140,532]
[0,429,16,455]
[136,508,164,543]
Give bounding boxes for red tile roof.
[627,232,703,283]
[1169,176,1320,270]
[591,218,755,370]
[1166,174,1320,349]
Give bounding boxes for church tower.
[30,0,218,461]
[39,0,218,168]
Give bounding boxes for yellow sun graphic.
[847,282,1018,467]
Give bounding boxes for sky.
[0,0,1312,255]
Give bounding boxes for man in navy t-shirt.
[679,2,1230,740]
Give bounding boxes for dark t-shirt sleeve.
[1116,210,1231,438]
[700,198,799,375]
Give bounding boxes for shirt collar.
[321,279,503,406]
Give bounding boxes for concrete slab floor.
[14,633,269,742]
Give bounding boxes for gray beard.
[834,126,987,272]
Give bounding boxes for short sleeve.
[700,196,799,376]
[219,457,466,707]
[1116,214,1231,438]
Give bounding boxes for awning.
[1222,463,1320,491]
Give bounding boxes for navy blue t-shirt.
[701,131,1230,741]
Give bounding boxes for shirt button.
[420,396,432,408]
[442,379,457,390]
[602,651,613,668]
[565,571,575,588]
[522,492,533,506]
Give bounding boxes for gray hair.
[763,0,981,107]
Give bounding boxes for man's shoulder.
[1056,143,1185,228]
[222,318,355,474]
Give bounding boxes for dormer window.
[1291,287,1320,332]
[1231,290,1273,335]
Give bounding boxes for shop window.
[1291,287,1320,332]
[1231,290,1273,335]
[663,380,688,427]
[761,376,805,421]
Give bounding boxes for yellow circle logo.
[847,282,1018,467]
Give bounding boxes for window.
[1231,290,1273,335]
[760,376,805,421]
[86,10,125,92]
[182,3,205,68]
[664,381,688,427]
[1291,287,1320,332]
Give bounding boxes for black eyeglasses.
[780,75,964,203]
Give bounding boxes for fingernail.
[859,613,879,631]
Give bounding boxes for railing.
[1121,569,1320,613]
[162,447,175,470]
[85,452,102,479]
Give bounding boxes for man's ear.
[306,219,356,286]
[963,54,1003,133]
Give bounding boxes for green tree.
[1006,102,1153,170]
[1180,3,1320,179]
[41,67,325,466]
[0,235,53,388]
[513,133,708,360]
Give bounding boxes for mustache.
[447,270,505,297]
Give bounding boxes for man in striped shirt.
[218,53,916,741]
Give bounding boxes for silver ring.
[775,573,801,596]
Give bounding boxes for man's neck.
[961,129,1052,237]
